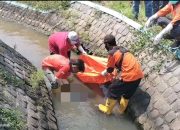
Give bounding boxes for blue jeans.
[132,0,153,18]
[152,1,169,14]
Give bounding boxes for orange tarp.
[76,54,116,84]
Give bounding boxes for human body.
[145,1,180,48]
[132,0,153,19]
[48,31,87,58]
[42,54,85,89]
[98,35,144,115]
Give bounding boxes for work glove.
[101,69,108,76]
[145,14,158,28]
[82,51,87,55]
[153,33,163,45]
[153,23,173,45]
[78,45,87,55]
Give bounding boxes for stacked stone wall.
[0,40,58,130]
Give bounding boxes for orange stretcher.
[76,54,117,97]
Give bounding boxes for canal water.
[0,19,139,130]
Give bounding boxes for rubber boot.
[171,41,180,49]
[44,69,56,82]
[44,69,58,89]
[119,96,129,114]
[98,98,117,115]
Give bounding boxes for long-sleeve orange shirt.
[107,50,144,82]
[42,54,71,79]
[157,3,180,24]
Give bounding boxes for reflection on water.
[0,19,49,69]
[0,19,139,130]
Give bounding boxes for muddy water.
[0,19,139,130]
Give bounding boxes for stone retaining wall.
[0,39,58,130]
[0,1,180,130]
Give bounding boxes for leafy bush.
[29,70,44,90]
[0,108,26,130]
[0,68,25,87]
[20,1,70,11]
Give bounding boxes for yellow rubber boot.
[98,98,117,115]
[119,96,129,114]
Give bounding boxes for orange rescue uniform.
[42,54,71,79]
[157,3,180,24]
[107,50,144,82]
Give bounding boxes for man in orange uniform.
[98,35,144,115]
[145,1,180,48]
[48,31,87,59]
[42,54,85,89]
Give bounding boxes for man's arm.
[145,4,171,28]
[157,4,171,17]
[55,65,70,79]
[101,55,115,76]
[78,45,87,54]
[170,4,180,25]
[154,23,173,45]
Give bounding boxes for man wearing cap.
[145,1,180,48]
[98,35,144,115]
[48,31,87,58]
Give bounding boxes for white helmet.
[68,31,79,45]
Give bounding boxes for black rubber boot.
[51,82,59,89]
[171,41,180,49]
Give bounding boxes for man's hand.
[145,19,152,28]
[153,33,163,45]
[78,45,87,55]
[101,69,108,76]
[145,14,158,28]
[153,23,173,45]
[82,51,87,55]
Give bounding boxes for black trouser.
[104,79,141,100]
[157,17,180,41]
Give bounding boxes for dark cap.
[104,34,116,46]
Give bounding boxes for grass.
[19,1,70,10]
[19,1,148,24]
[0,68,25,87]
[29,70,44,90]
[96,1,147,24]
[0,108,26,130]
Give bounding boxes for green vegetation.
[130,26,173,56]
[0,71,26,130]
[0,68,25,87]
[81,32,90,43]
[129,26,174,77]
[29,70,44,90]
[19,1,146,24]
[0,108,26,130]
[94,10,103,19]
[20,1,70,11]
[99,1,147,24]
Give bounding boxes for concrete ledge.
[76,1,142,30]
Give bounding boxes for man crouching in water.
[42,54,85,89]
[98,35,144,115]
